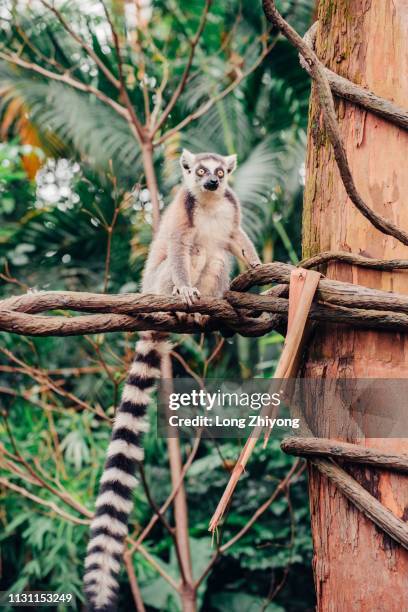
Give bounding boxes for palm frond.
[233,137,283,238]
[183,93,251,157]
[0,65,141,184]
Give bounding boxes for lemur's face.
[180,150,237,196]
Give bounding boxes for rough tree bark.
[302,1,408,609]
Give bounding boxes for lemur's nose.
[204,177,219,191]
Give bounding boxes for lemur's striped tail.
[84,332,171,611]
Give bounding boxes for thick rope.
[300,21,408,133]
[281,438,408,550]
[300,251,408,271]
[282,437,408,474]
[5,262,408,337]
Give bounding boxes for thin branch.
[220,460,302,554]
[2,415,89,516]
[139,466,176,538]
[84,337,121,411]
[1,448,88,516]
[0,261,29,291]
[127,536,180,591]
[139,465,187,585]
[0,477,90,525]
[14,23,65,72]
[261,486,296,609]
[152,0,212,136]
[130,434,201,552]
[196,460,303,588]
[171,349,204,388]
[39,0,121,89]
[128,0,154,123]
[0,385,65,414]
[123,549,147,612]
[99,0,146,140]
[0,456,40,486]
[102,180,124,293]
[0,364,107,375]
[0,348,109,420]
[214,5,243,57]
[0,51,129,120]
[203,338,225,377]
[154,36,278,145]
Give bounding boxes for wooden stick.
[208,269,321,532]
[263,269,320,447]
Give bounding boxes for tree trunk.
[302,1,408,609]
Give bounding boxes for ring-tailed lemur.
[84,150,261,611]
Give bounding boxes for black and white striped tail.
[84,332,170,611]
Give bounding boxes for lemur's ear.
[224,154,237,174]
[180,149,195,173]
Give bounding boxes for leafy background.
[0,0,315,610]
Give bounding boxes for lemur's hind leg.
[150,259,198,325]
[198,255,231,297]
[192,256,231,327]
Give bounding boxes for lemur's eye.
[217,169,224,178]
[197,167,205,176]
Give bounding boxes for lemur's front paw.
[173,285,201,307]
